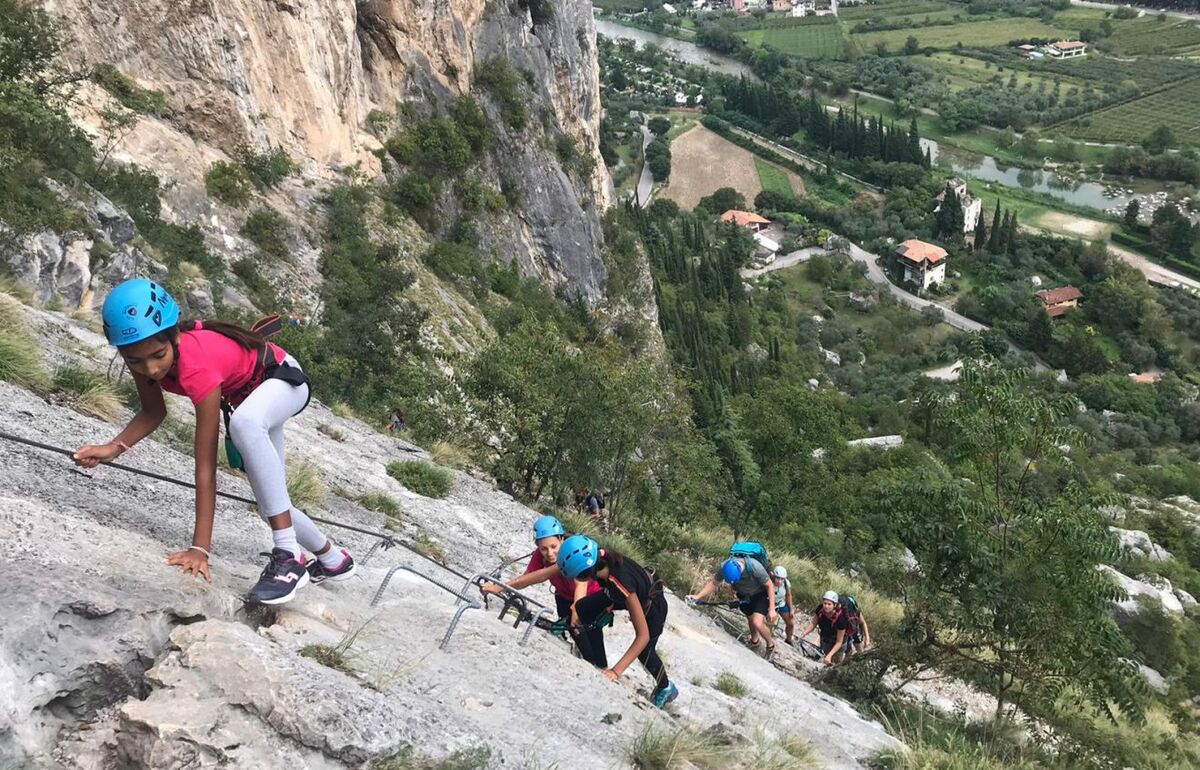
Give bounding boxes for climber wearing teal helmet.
[542,535,679,709]
[481,517,608,668]
[76,278,356,606]
[101,277,180,346]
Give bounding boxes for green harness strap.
[545,611,615,640]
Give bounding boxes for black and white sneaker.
[306,550,357,586]
[246,548,310,605]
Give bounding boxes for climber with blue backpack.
[479,515,608,668]
[72,279,355,606]
[687,541,778,654]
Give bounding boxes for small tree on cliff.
[885,358,1145,725]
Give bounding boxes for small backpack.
[839,594,862,634]
[730,541,769,573]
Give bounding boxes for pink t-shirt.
[160,329,284,405]
[526,549,603,600]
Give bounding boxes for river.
[593,18,754,77]
[922,138,1134,211]
[595,15,1138,214]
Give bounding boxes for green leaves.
[895,357,1144,726]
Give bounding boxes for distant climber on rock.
[581,487,606,527]
[73,278,356,606]
[687,541,778,655]
[386,407,406,433]
[796,590,851,667]
[771,566,796,646]
[541,535,679,708]
[480,515,608,668]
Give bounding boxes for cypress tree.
[973,204,987,247]
[938,183,965,241]
[987,200,1003,251]
[1004,211,1019,253]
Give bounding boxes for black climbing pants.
[575,590,669,696]
[555,594,608,669]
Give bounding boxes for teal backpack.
[730,541,769,573]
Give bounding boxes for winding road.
[742,243,986,333]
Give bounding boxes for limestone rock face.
[1098,565,1185,616]
[35,0,611,302]
[1109,526,1173,562]
[0,303,902,769]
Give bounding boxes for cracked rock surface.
[0,311,902,768]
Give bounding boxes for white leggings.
[227,358,328,554]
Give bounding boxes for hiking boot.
[652,681,679,709]
[307,549,357,585]
[247,549,309,605]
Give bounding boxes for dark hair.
[153,319,264,350]
[598,549,629,573]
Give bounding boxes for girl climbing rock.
[557,535,678,709]
[73,279,355,605]
[481,515,607,668]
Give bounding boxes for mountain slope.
[0,302,901,768]
[21,0,611,311]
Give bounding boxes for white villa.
[935,177,982,234]
[896,239,948,290]
[1048,40,1087,58]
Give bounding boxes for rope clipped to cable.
[0,429,471,582]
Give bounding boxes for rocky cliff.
[20,0,611,312]
[0,299,902,769]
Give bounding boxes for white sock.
[271,526,302,560]
[316,542,346,569]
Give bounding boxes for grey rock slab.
[0,341,902,769]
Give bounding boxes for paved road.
[743,243,987,333]
[636,125,654,208]
[739,247,823,279]
[1109,243,1200,292]
[846,243,988,332]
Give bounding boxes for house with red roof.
[1036,286,1083,318]
[896,239,948,290]
[1048,40,1087,58]
[721,209,772,232]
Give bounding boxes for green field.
[852,18,1077,51]
[913,52,1087,92]
[1023,55,1200,92]
[754,157,794,195]
[1103,18,1200,56]
[1061,77,1200,146]
[592,0,647,10]
[739,22,844,59]
[839,0,950,20]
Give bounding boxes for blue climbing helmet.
[102,278,180,347]
[721,557,744,584]
[533,515,565,541]
[558,534,600,579]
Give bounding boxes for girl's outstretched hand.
[166,549,212,582]
[72,442,122,468]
